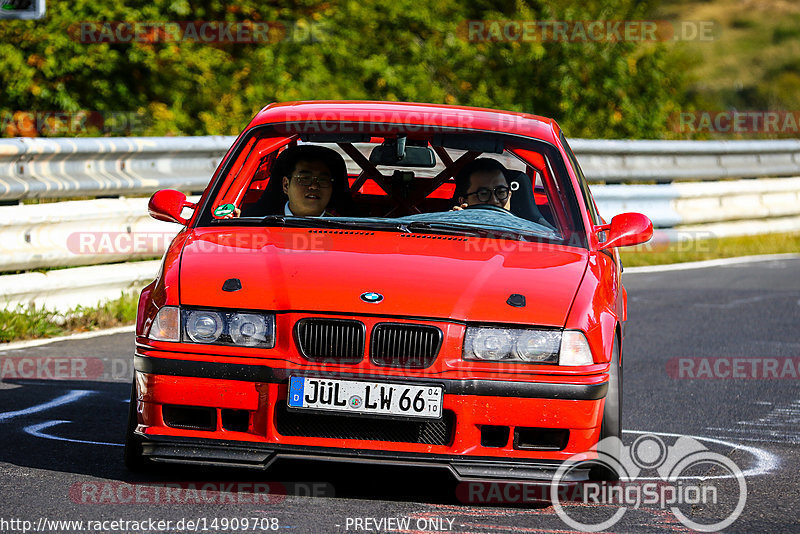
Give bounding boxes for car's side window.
[561,133,601,226]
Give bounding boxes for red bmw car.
[125,101,652,482]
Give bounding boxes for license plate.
[287,376,443,419]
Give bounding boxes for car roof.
[249,100,561,143]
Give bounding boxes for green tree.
[0,0,693,139]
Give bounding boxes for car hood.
[178,228,588,327]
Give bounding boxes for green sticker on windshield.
[214,203,236,217]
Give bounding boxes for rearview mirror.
[148,189,196,225]
[596,212,653,250]
[369,138,436,167]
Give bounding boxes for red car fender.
[563,251,621,365]
[135,230,190,337]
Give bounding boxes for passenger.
[233,145,350,218]
[451,158,513,211]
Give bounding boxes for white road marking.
[624,429,779,479]
[0,389,94,422]
[625,253,800,274]
[695,294,773,309]
[706,399,800,444]
[24,419,122,447]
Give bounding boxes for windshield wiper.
[409,221,556,241]
[259,215,413,232]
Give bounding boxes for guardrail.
[2,135,800,312]
[0,136,232,201]
[3,137,800,202]
[569,138,800,183]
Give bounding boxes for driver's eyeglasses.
[465,186,511,203]
[291,175,333,188]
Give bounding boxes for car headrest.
[506,170,554,229]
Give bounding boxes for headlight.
[148,306,180,342]
[229,313,271,346]
[467,328,514,360]
[463,327,560,364]
[515,329,561,362]
[462,327,594,365]
[185,310,224,343]
[180,308,276,348]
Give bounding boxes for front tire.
[590,333,622,480]
[123,381,149,472]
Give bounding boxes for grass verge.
[0,291,139,344]
[620,231,800,267]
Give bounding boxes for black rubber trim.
[135,433,590,482]
[134,355,607,400]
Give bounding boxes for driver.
[232,144,350,218]
[452,158,513,211]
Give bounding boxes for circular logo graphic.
[550,434,747,532]
[213,203,236,217]
[631,434,667,469]
[360,292,384,303]
[349,395,362,408]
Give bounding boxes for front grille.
[275,401,454,445]
[370,323,443,368]
[295,318,365,363]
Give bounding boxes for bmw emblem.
[360,291,384,303]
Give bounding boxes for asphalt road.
[1,256,798,533]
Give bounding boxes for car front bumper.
[132,352,608,482]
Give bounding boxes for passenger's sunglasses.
[464,185,511,203]
[291,175,333,188]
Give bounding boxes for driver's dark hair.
[274,144,347,183]
[453,157,509,201]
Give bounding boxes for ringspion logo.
[551,434,746,532]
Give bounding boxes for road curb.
[0,324,134,352]
[624,253,800,274]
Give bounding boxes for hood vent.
[307,230,375,236]
[399,234,468,241]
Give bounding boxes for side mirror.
[596,212,653,250]
[148,189,196,225]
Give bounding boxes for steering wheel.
[465,203,509,214]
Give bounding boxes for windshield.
[198,124,585,247]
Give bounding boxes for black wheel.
[590,333,622,481]
[464,203,509,213]
[123,381,149,472]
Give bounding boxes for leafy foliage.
[1,0,692,138]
